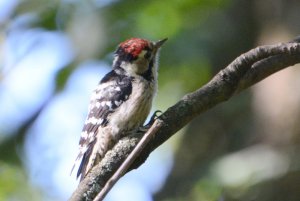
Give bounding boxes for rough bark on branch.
[69,38,300,201]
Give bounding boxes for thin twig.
[93,119,163,201]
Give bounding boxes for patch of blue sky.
[0,0,19,23]
[24,61,110,200]
[0,28,74,137]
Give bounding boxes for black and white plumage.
[72,38,167,180]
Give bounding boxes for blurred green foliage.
[1,0,300,200]
[0,162,41,201]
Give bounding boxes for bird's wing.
[71,70,133,179]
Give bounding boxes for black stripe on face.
[141,58,154,81]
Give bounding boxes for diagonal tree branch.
[69,38,300,201]
[93,119,163,201]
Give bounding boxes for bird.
[71,37,167,181]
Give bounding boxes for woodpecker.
[72,37,167,180]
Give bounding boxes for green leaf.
[136,1,182,39]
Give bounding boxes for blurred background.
[1,0,300,200]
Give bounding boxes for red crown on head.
[120,38,150,58]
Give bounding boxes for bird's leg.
[138,110,162,133]
[147,110,162,126]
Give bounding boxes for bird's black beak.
[154,38,168,49]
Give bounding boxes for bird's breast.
[108,77,156,137]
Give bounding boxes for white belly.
[108,77,155,138]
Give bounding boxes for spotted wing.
[71,70,132,179]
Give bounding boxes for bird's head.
[113,38,167,78]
